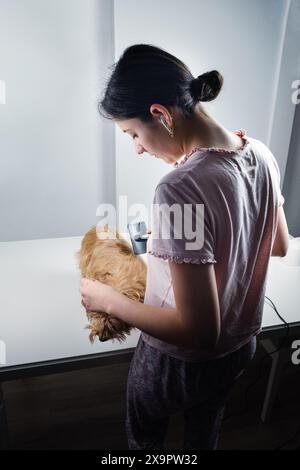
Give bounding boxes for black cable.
[264,298,300,450]
[223,296,300,449]
[223,295,290,423]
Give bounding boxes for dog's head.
[76,225,147,342]
[75,224,145,286]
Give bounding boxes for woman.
[80,44,289,450]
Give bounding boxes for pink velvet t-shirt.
[141,129,285,362]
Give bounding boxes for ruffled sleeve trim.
[148,250,217,264]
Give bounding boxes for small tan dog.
[76,225,147,343]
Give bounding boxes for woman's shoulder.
[154,170,204,206]
[156,155,204,187]
[156,169,182,188]
[156,151,214,193]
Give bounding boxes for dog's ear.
[76,226,98,275]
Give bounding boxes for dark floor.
[2,340,300,450]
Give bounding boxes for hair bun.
[190,70,224,102]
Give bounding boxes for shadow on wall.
[283,102,300,237]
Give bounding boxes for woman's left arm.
[80,261,220,351]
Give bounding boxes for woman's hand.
[79,278,117,313]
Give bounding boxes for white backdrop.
[0,0,116,242]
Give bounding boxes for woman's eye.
[132,135,137,139]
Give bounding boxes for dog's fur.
[76,225,147,343]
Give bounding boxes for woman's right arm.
[271,205,289,257]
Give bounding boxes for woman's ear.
[150,104,173,128]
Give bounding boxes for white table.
[0,234,146,370]
[0,234,299,446]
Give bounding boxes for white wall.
[1,0,299,241]
[114,0,300,233]
[269,0,300,180]
[283,101,300,236]
[0,0,116,241]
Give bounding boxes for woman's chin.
[151,153,173,164]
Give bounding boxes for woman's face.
[114,114,180,164]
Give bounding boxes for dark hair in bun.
[190,70,224,102]
[99,43,224,123]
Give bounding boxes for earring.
[159,116,174,138]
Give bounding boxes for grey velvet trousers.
[125,334,257,450]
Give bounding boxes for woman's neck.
[178,105,243,156]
